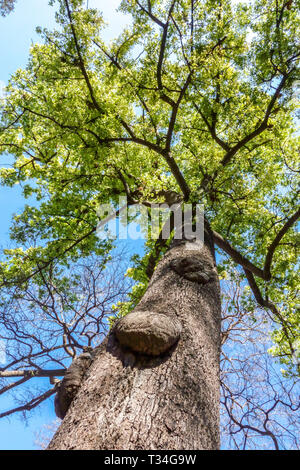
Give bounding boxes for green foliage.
[0,0,299,374]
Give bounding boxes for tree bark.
[48,228,221,450]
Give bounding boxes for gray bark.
[48,229,221,450]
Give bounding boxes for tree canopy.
[0,0,299,379]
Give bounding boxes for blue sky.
[0,0,132,450]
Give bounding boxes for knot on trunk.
[170,256,215,284]
[113,311,182,356]
[54,352,93,419]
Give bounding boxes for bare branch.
[0,388,56,419]
[0,369,66,378]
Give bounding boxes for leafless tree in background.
[1,257,298,449]
[220,274,299,450]
[34,419,62,450]
[0,249,132,419]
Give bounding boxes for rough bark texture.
[48,230,221,450]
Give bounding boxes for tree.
[2,263,298,449]
[220,274,299,450]
[0,250,131,420]
[0,0,299,450]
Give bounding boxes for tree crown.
[0,0,299,373]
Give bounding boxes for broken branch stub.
[54,352,93,419]
[170,256,215,284]
[113,310,182,356]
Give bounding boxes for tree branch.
[135,0,165,28]
[220,71,293,167]
[244,268,295,355]
[165,72,193,151]
[0,369,66,379]
[0,387,56,419]
[64,0,102,113]
[193,101,230,152]
[0,376,32,396]
[156,1,177,106]
[213,230,268,280]
[264,207,300,279]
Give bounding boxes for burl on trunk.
[48,230,221,450]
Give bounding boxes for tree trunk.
[48,228,221,450]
